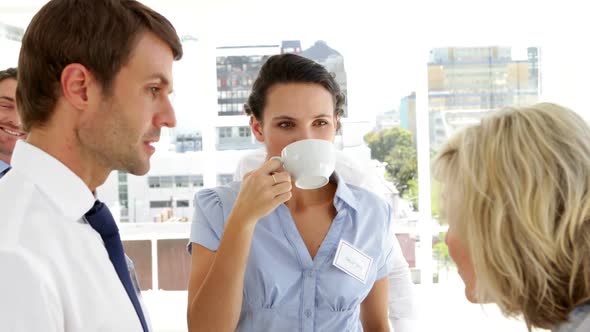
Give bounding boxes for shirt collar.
[11,140,96,221]
[332,171,359,212]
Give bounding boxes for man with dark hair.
[0,0,183,331]
[0,67,25,178]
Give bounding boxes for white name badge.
[332,240,373,284]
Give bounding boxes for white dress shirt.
[234,148,417,331]
[0,140,143,332]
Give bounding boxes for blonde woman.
[433,103,590,332]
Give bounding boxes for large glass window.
[217,174,233,186]
[159,176,174,188]
[150,200,172,208]
[190,175,204,187]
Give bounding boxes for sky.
[1,0,589,122]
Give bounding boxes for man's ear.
[250,115,265,142]
[60,63,93,111]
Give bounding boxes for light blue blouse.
[189,174,396,331]
[554,304,590,332]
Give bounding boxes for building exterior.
[0,22,24,68]
[399,92,417,143]
[301,40,348,117]
[428,46,540,150]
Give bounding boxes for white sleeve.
[234,148,266,181]
[387,237,418,332]
[0,249,62,332]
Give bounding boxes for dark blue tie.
[85,200,148,331]
[0,166,10,178]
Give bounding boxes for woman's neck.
[285,182,337,212]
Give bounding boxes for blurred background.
[3,0,589,330]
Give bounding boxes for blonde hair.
[433,103,590,330]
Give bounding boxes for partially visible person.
[234,148,417,331]
[0,0,182,331]
[433,103,590,332]
[0,67,25,178]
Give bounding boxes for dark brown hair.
[16,0,183,132]
[0,67,17,83]
[244,53,345,130]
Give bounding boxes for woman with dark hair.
[187,53,396,331]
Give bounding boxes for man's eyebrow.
[146,73,170,86]
[146,74,174,93]
[0,96,15,102]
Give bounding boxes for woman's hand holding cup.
[232,158,292,225]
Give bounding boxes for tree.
[364,127,417,196]
[364,127,414,162]
[433,232,454,278]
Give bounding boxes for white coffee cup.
[270,139,336,190]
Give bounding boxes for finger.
[273,191,292,205]
[259,157,283,174]
[270,171,291,185]
[271,181,292,196]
